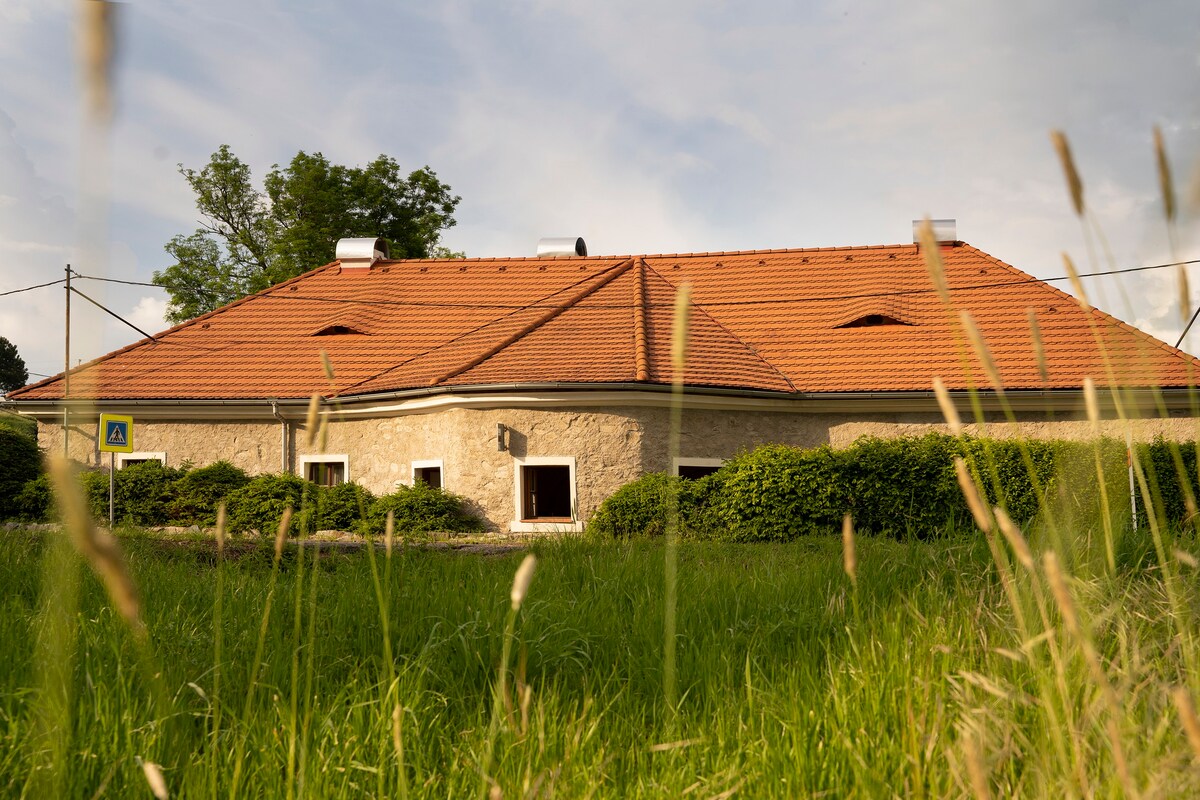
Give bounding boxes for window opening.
[414,465,442,489]
[306,461,346,487]
[521,465,572,520]
[678,464,721,480]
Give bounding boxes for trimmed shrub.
[13,474,54,522]
[368,482,484,535]
[587,472,676,538]
[713,444,849,541]
[225,473,315,536]
[84,461,186,527]
[0,427,41,519]
[586,471,725,538]
[316,481,374,532]
[167,461,251,526]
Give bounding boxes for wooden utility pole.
[63,264,71,458]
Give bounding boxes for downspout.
[271,401,289,473]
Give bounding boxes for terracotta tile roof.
[9,242,1198,401]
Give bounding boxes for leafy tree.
[155,146,461,323]
[0,336,29,394]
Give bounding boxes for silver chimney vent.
[336,237,390,271]
[537,237,587,257]
[912,219,956,245]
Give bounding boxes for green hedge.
[0,427,40,520]
[4,460,479,536]
[588,434,1200,541]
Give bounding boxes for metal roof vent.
[912,219,956,245]
[336,237,390,271]
[536,237,587,257]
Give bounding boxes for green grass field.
[1,528,1198,798]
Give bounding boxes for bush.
[167,461,251,526]
[316,481,374,532]
[368,482,484,535]
[586,471,724,538]
[83,460,186,527]
[713,444,849,541]
[225,473,315,536]
[13,474,54,522]
[586,472,676,538]
[0,427,41,519]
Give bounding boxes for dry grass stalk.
[841,514,857,587]
[48,457,144,636]
[918,219,951,305]
[320,349,335,383]
[1179,265,1191,324]
[305,393,321,447]
[962,734,992,800]
[141,760,169,799]
[1154,126,1176,222]
[385,510,395,558]
[1062,252,1091,312]
[215,503,227,559]
[993,507,1034,570]
[1050,130,1085,216]
[1172,686,1200,761]
[1084,377,1101,436]
[317,413,329,452]
[1175,549,1199,569]
[391,702,404,763]
[959,311,1004,392]
[1026,308,1049,383]
[274,507,293,562]
[954,458,992,533]
[78,0,117,120]
[933,376,963,435]
[510,554,537,611]
[672,283,693,380]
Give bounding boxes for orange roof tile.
[9,242,1198,401]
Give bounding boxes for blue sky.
[1,1,1199,381]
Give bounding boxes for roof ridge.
[427,258,637,386]
[633,258,650,382]
[958,243,1200,368]
[371,242,926,267]
[642,263,797,392]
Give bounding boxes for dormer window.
[836,314,911,329]
[312,324,368,336]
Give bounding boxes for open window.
[299,454,349,487]
[511,456,581,532]
[672,457,724,480]
[412,459,444,489]
[116,451,166,468]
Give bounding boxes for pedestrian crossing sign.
[99,413,134,453]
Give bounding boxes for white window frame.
[511,455,582,533]
[116,451,166,468]
[411,459,445,489]
[299,453,350,484]
[671,457,725,477]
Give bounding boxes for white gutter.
[270,400,288,473]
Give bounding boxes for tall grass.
[0,529,1197,797]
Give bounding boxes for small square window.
[521,465,573,520]
[414,465,442,489]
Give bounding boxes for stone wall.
[33,402,1200,532]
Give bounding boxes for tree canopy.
[154,146,461,323]
[0,336,29,394]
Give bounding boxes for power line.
[71,256,1200,310]
[0,278,66,297]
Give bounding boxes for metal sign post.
[98,413,134,530]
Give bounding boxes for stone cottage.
[6,231,1198,532]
